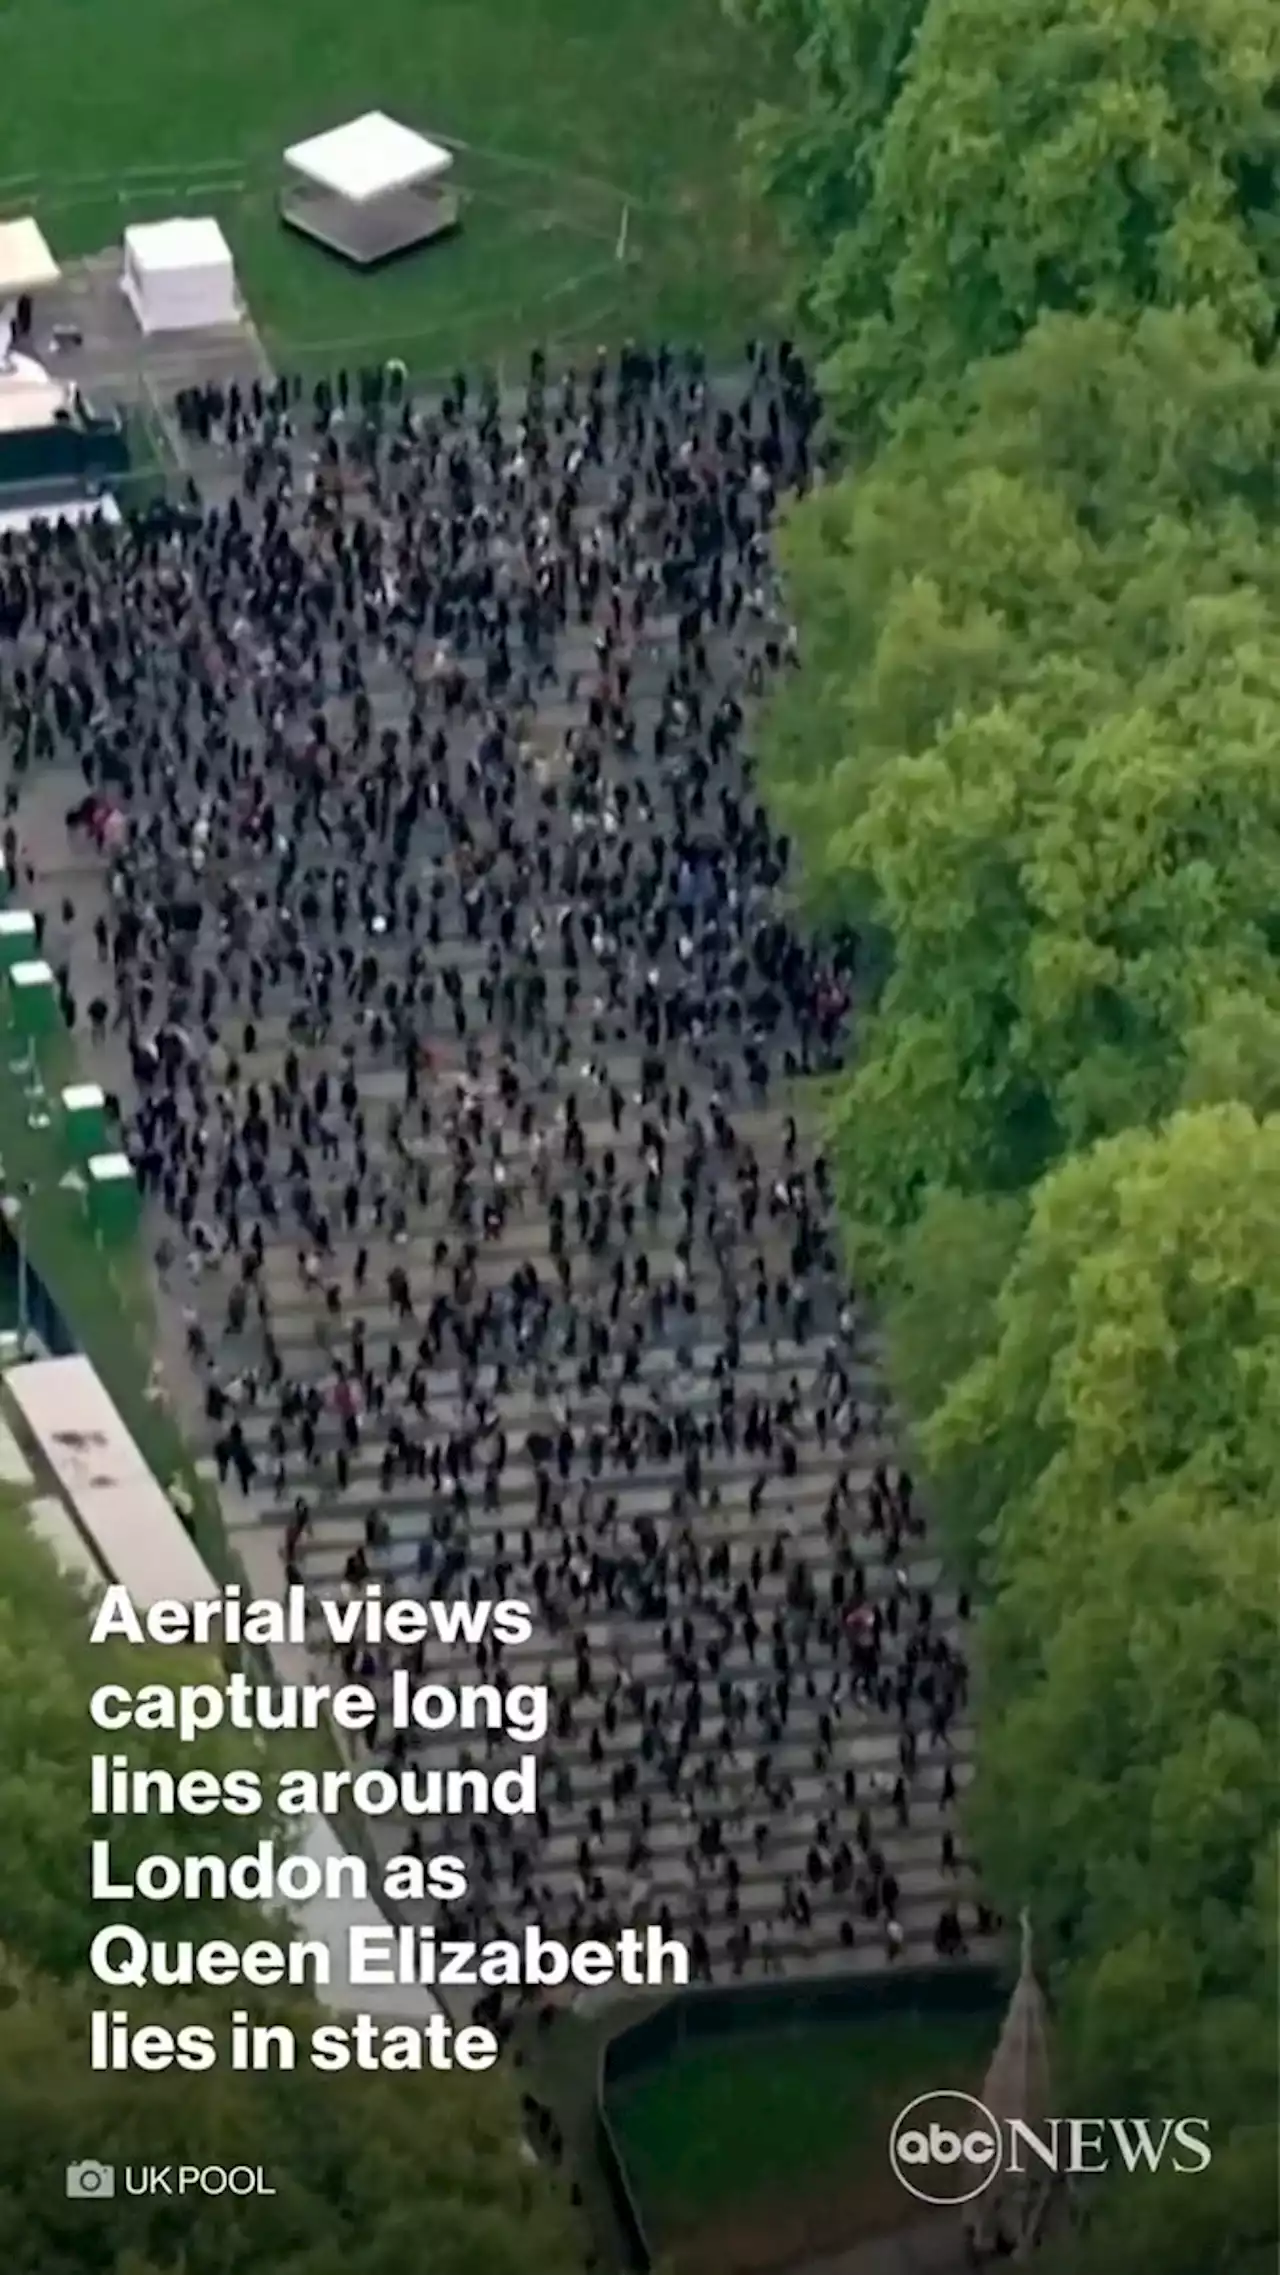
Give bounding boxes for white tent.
[281,111,457,265]
[284,112,453,206]
[0,218,61,299]
[121,217,238,335]
[0,349,73,434]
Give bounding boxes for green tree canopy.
[767,309,1280,855]
[974,1485,1279,2275]
[974,1488,1275,2014]
[744,0,1280,423]
[732,0,928,337]
[0,1505,291,1982]
[0,1507,579,2273]
[0,1963,576,2275]
[1180,988,1280,1117]
[742,0,1280,2264]
[925,1112,1280,2243]
[1041,2113,1278,2275]
[880,1189,1025,1539]
[763,317,1280,1258]
[925,1106,1280,1566]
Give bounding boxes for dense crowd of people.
[0,337,988,1985]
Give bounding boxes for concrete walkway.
[799,2221,966,2275]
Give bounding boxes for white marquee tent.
[121,217,238,335]
[281,111,457,265]
[0,217,61,300]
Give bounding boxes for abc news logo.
[889,2094,1212,2206]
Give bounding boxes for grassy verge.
[1,0,780,370]
[607,2010,997,2274]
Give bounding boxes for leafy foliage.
[740,0,1280,2261]
[739,0,1280,427]
[0,1515,291,1981]
[767,314,1280,1265]
[0,1961,573,2275]
[0,1511,578,2275]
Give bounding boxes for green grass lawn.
[607,2012,997,2272]
[0,0,781,372]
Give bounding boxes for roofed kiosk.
[281,111,459,267]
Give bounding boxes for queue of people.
[0,337,987,1984]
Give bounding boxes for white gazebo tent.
[121,217,238,335]
[281,111,459,267]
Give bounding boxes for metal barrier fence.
[595,1962,1009,2271]
[0,1216,77,1355]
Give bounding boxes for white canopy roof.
[0,495,121,538]
[0,351,73,436]
[284,112,453,204]
[0,217,61,297]
[123,217,233,273]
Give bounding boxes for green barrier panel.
[9,958,58,1037]
[62,1083,108,1159]
[0,909,36,970]
[86,1152,142,1244]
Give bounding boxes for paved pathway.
[801,2222,966,2275]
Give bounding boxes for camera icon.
[66,2160,116,2199]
